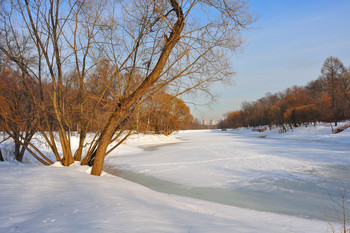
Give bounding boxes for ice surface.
[107,124,350,221]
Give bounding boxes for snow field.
[1,122,349,232]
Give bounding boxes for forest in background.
[218,57,350,130]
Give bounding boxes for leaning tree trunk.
[91,1,185,176]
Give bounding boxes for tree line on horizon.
[218,56,350,130]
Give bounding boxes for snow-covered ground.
[1,122,349,232]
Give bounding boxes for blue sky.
[191,0,350,121]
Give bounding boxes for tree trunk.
[0,149,4,161]
[90,107,122,175]
[74,130,87,161]
[15,142,21,162]
[59,129,74,166]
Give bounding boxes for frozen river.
[106,128,350,221]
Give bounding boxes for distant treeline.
[218,57,350,129]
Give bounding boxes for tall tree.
[319,56,346,126]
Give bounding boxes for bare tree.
[0,69,52,163]
[0,0,253,175]
[319,56,347,126]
